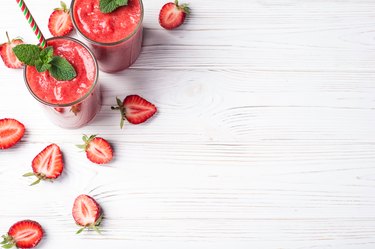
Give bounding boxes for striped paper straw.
[16,0,47,48]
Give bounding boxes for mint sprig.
[12,44,41,66]
[13,44,76,81]
[100,0,128,13]
[49,56,76,81]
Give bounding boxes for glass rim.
[70,0,144,46]
[23,36,99,108]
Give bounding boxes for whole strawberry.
[72,195,103,234]
[48,1,73,37]
[111,95,157,128]
[0,118,25,150]
[0,32,23,68]
[23,144,64,185]
[1,220,43,249]
[159,0,190,30]
[77,135,113,164]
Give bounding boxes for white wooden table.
[1,0,375,248]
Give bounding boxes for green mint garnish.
[49,56,77,81]
[12,44,41,66]
[13,44,76,81]
[100,0,128,13]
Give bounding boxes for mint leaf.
[35,59,51,72]
[40,46,53,62]
[35,46,54,72]
[115,0,127,5]
[100,0,128,13]
[13,43,76,81]
[13,44,41,66]
[49,56,76,81]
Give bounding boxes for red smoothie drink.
[71,0,143,73]
[25,37,101,128]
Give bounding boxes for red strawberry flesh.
[32,143,63,179]
[159,1,190,30]
[123,95,157,124]
[48,3,73,37]
[0,118,25,149]
[0,33,23,69]
[72,195,101,227]
[86,137,113,164]
[8,220,43,249]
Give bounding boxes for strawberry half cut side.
[23,144,64,186]
[48,1,73,37]
[159,0,190,30]
[1,220,43,249]
[0,118,25,150]
[111,95,157,128]
[77,135,113,165]
[72,195,103,234]
[0,32,23,69]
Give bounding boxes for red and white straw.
[15,0,47,48]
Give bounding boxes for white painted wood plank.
[1,0,375,248]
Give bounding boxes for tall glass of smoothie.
[24,37,101,129]
[71,0,144,73]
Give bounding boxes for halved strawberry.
[54,107,65,113]
[1,220,43,249]
[70,103,81,116]
[72,194,103,234]
[23,144,64,185]
[111,95,157,128]
[0,118,25,150]
[0,32,23,69]
[77,135,113,164]
[48,1,73,37]
[159,0,190,30]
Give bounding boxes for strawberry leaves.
[76,213,103,234]
[13,44,76,81]
[111,97,126,128]
[76,134,97,151]
[99,0,128,13]
[1,234,15,249]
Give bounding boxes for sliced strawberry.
[23,144,64,185]
[0,32,23,69]
[159,0,190,30]
[1,220,43,249]
[54,107,65,113]
[70,103,81,116]
[111,95,157,128]
[0,118,25,150]
[48,1,73,37]
[77,135,113,164]
[72,194,103,234]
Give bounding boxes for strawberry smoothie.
[24,37,101,129]
[71,0,143,72]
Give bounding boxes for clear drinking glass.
[24,37,101,129]
[71,0,144,73]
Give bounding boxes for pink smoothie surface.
[73,0,142,43]
[26,39,96,105]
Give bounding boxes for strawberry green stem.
[1,234,16,249]
[111,97,126,129]
[5,32,10,44]
[23,172,49,186]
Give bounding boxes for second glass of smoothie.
[24,37,101,129]
[71,0,144,73]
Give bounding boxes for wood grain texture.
[1,0,375,248]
